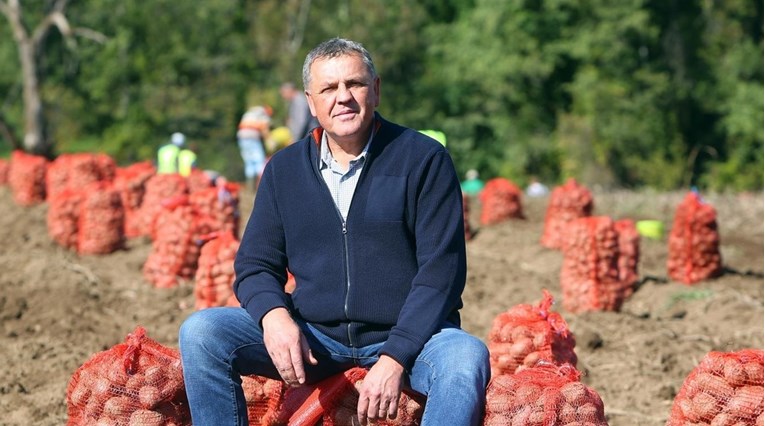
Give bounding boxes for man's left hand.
[356,355,404,425]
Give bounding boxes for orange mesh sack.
[134,174,189,238]
[46,153,116,199]
[666,349,763,425]
[188,184,241,238]
[194,231,240,310]
[8,149,48,205]
[479,177,525,225]
[143,199,199,288]
[484,362,607,426]
[114,162,156,238]
[241,375,286,425]
[667,191,723,285]
[0,157,9,184]
[47,189,84,250]
[77,182,125,255]
[614,219,640,287]
[540,178,593,250]
[559,216,634,313]
[65,326,190,426]
[487,290,577,377]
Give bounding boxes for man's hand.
[357,355,404,425]
[262,307,317,386]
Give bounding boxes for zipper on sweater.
[342,220,354,346]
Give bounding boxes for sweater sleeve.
[233,162,291,326]
[379,149,468,369]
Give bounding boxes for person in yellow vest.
[178,143,198,177]
[157,132,186,174]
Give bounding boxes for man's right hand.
[261,307,318,386]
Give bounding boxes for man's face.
[305,53,380,145]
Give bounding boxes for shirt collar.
[318,127,375,170]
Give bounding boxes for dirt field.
[0,185,762,426]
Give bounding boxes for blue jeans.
[237,138,266,180]
[179,307,490,425]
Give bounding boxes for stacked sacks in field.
[188,182,241,238]
[134,174,188,238]
[262,367,424,426]
[8,149,48,205]
[187,168,213,193]
[114,162,156,238]
[479,177,525,225]
[484,362,607,426]
[667,191,723,284]
[46,152,116,199]
[0,157,9,184]
[559,216,637,313]
[614,219,640,287]
[142,196,200,288]
[540,178,593,250]
[77,182,125,255]
[193,231,240,309]
[486,290,577,377]
[666,349,763,425]
[65,326,191,426]
[47,188,85,250]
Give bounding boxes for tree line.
[0,0,762,190]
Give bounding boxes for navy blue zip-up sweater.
[233,114,467,370]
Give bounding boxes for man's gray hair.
[302,38,377,91]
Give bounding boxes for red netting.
[0,158,9,184]
[486,290,577,377]
[142,200,200,288]
[134,174,189,238]
[614,219,640,287]
[46,153,116,199]
[194,231,240,310]
[65,326,191,426]
[77,182,125,255]
[666,349,763,425]
[47,189,84,250]
[478,178,525,225]
[241,375,286,425]
[559,216,635,313]
[114,162,157,238]
[484,362,607,426]
[540,178,593,250]
[8,150,48,206]
[188,184,241,238]
[667,191,723,285]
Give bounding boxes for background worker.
[280,81,319,141]
[177,142,198,177]
[156,132,185,174]
[179,37,490,426]
[236,106,271,190]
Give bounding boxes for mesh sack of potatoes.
[65,326,190,426]
[540,178,593,250]
[484,362,607,426]
[667,191,723,285]
[487,290,577,377]
[478,177,525,226]
[666,349,763,426]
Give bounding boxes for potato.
[510,325,532,342]
[523,351,542,367]
[129,409,164,426]
[710,412,734,426]
[509,338,534,360]
[103,395,135,418]
[743,362,764,385]
[558,402,577,423]
[560,381,589,406]
[692,391,721,421]
[139,385,162,409]
[724,385,764,419]
[576,402,600,421]
[68,382,92,407]
[514,384,542,405]
[723,359,748,387]
[678,397,700,422]
[510,405,532,426]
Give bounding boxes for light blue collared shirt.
[318,130,374,221]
